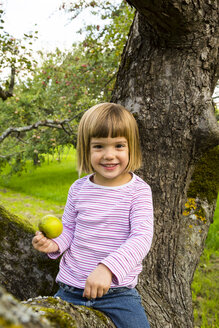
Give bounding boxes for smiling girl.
[32,103,154,328]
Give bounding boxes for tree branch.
[0,113,83,144]
[0,151,25,160]
[124,0,216,37]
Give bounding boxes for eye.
[116,143,126,148]
[92,144,102,149]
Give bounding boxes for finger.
[96,287,104,298]
[45,240,57,253]
[37,240,51,253]
[32,235,41,246]
[102,287,109,296]
[40,237,48,245]
[32,235,48,250]
[33,233,45,243]
[90,287,97,300]
[83,285,91,299]
[37,234,49,244]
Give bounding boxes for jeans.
[55,282,150,328]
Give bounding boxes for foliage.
[0,8,38,97]
[0,1,134,175]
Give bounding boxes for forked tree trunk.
[111,1,219,327]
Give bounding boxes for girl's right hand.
[32,231,59,253]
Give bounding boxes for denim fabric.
[55,283,150,328]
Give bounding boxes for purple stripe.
[48,173,153,289]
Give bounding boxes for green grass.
[192,250,219,328]
[0,188,64,229]
[0,152,218,327]
[205,200,219,250]
[191,195,219,328]
[0,147,78,204]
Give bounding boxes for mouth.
[101,163,119,170]
[101,163,119,166]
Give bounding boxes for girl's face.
[90,136,131,186]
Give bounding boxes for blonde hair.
[77,102,142,175]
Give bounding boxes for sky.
[2,0,93,52]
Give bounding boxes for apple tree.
[0,8,38,101]
[0,0,134,174]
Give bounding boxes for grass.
[0,151,218,327]
[0,188,64,230]
[206,201,219,250]
[0,147,77,229]
[0,147,78,204]
[191,195,219,328]
[192,250,219,328]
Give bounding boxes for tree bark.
[0,285,115,327]
[0,66,15,101]
[0,205,59,300]
[112,1,219,327]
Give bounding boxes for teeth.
[103,164,117,167]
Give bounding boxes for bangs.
[90,107,129,139]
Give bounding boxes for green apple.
[38,215,63,239]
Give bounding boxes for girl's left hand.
[83,264,112,299]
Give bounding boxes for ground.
[0,188,64,229]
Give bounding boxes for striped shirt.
[49,173,153,288]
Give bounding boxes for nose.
[103,147,115,160]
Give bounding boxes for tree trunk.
[111,1,219,327]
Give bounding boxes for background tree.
[111,1,219,327]
[0,1,134,174]
[0,8,37,101]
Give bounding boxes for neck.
[92,172,132,187]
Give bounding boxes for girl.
[32,103,153,328]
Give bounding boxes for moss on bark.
[188,146,219,204]
[0,205,59,300]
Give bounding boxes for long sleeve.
[101,185,153,285]
[48,185,77,259]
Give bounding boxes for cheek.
[120,152,129,165]
[90,152,99,164]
